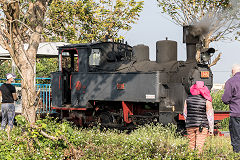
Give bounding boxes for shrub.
[211,90,228,111]
[0,116,239,159]
[211,90,229,131]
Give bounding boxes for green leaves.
[15,115,27,127]
[211,90,228,111]
[36,58,58,79]
[0,120,238,159]
[45,0,144,42]
[211,90,229,130]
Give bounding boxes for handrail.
[0,83,21,85]
[36,78,51,80]
[0,83,51,86]
[0,77,51,81]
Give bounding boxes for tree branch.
[208,53,222,68]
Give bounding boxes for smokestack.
[183,25,201,62]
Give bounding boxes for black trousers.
[229,116,240,153]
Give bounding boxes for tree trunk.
[204,34,211,48]
[0,0,49,124]
[11,41,37,124]
[20,32,40,124]
[21,58,37,124]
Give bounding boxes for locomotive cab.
[51,48,80,107]
[51,42,133,109]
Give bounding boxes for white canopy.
[0,42,70,59]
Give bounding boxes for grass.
[0,116,239,160]
[0,90,234,159]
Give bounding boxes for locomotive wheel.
[97,112,114,124]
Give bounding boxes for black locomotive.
[51,26,215,128]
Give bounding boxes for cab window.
[89,49,101,66]
[61,50,78,72]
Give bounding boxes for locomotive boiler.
[51,26,216,128]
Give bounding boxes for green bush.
[0,116,239,159]
[211,90,229,131]
[212,90,228,111]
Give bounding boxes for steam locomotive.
[51,26,217,128]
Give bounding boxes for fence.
[0,78,54,114]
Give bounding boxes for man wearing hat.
[0,73,18,130]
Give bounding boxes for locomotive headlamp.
[201,52,211,62]
[200,48,215,63]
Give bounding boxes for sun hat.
[190,81,212,102]
[6,73,16,80]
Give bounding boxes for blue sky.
[123,1,240,84]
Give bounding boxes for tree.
[0,0,143,124]
[45,0,144,43]
[0,0,50,124]
[157,0,240,66]
[36,58,58,78]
